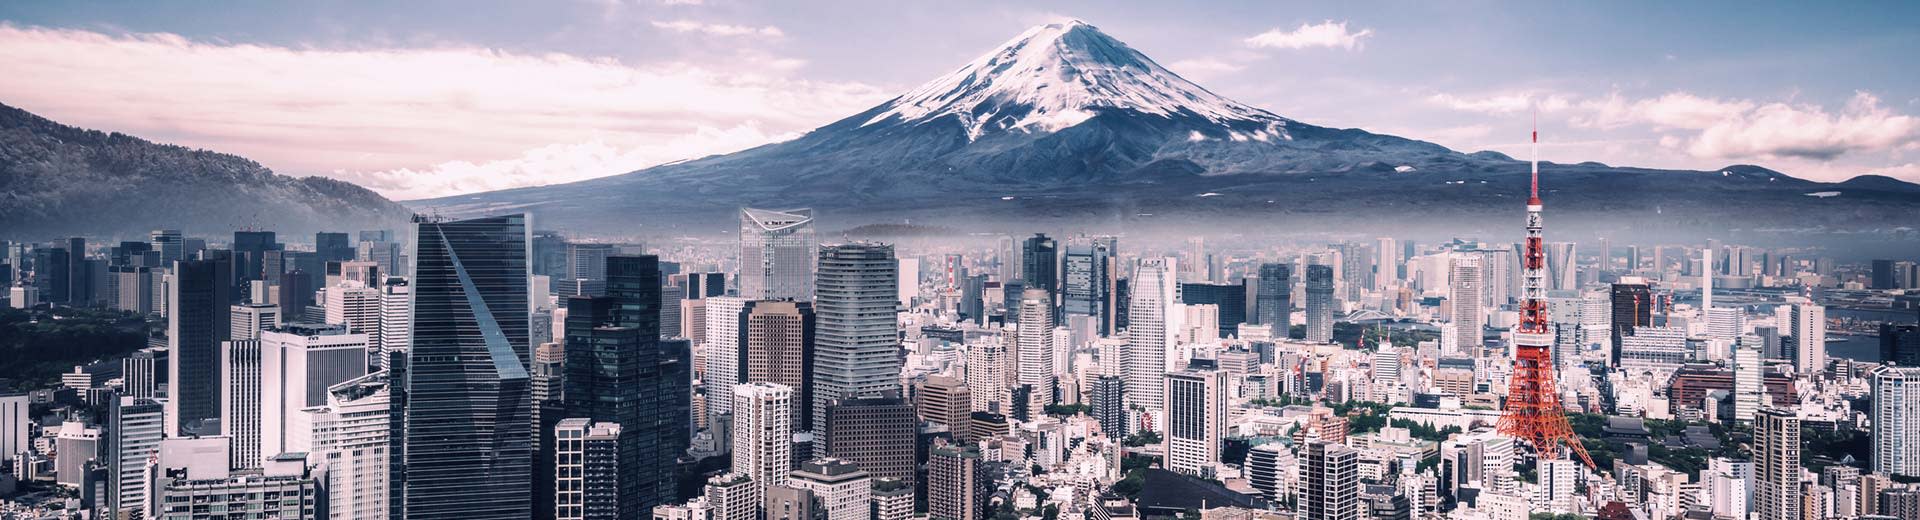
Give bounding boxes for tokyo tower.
[1497,118,1596,468]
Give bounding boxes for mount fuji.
[414,20,1920,238]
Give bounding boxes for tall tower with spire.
[1497,117,1596,468]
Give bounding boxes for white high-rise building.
[308,371,391,520]
[1786,303,1826,375]
[1376,237,1399,290]
[1705,307,1744,342]
[1546,242,1577,292]
[788,458,871,520]
[1704,458,1752,520]
[108,396,164,517]
[1733,335,1765,424]
[732,383,795,498]
[0,394,25,466]
[260,323,369,460]
[704,296,750,425]
[1298,440,1358,520]
[1871,366,1920,478]
[1125,257,1179,411]
[739,208,817,301]
[325,282,383,348]
[221,339,265,469]
[1162,360,1228,477]
[1755,408,1801,520]
[965,334,1010,413]
[231,303,280,341]
[1017,288,1056,414]
[1534,458,1577,513]
[377,278,410,370]
[1448,253,1484,356]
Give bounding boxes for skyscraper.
[1755,408,1802,520]
[704,296,749,424]
[1888,322,1920,367]
[167,255,232,436]
[316,232,356,263]
[740,208,816,301]
[233,230,281,284]
[564,254,682,518]
[1871,366,1920,478]
[1734,335,1765,425]
[1017,288,1057,414]
[221,338,264,469]
[403,214,534,519]
[915,376,972,442]
[378,277,411,370]
[788,458,871,520]
[260,323,369,458]
[741,299,816,430]
[1091,375,1127,438]
[733,383,795,500]
[1376,237,1399,290]
[1788,303,1827,375]
[152,229,185,265]
[1448,253,1484,355]
[554,418,623,520]
[1162,359,1227,477]
[928,444,988,520]
[1125,258,1177,410]
[1305,264,1335,343]
[1545,242,1577,292]
[1256,263,1292,329]
[823,394,916,486]
[810,243,900,432]
[1062,237,1117,336]
[309,371,393,520]
[106,395,163,518]
[1021,233,1058,295]
[1299,439,1359,520]
[1608,280,1653,366]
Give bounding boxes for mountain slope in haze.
[414,20,1920,237]
[0,103,412,240]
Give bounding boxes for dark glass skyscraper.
[1062,237,1117,336]
[233,230,281,284]
[1021,233,1058,293]
[562,255,681,519]
[167,255,231,436]
[1256,263,1291,329]
[315,232,355,263]
[1304,264,1334,343]
[1609,281,1653,366]
[403,214,532,520]
[1180,282,1247,339]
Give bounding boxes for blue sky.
[2,0,1915,198]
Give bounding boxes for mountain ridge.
[0,102,412,240]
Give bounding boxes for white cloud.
[0,24,886,199]
[1686,92,1918,161]
[650,19,784,38]
[1244,21,1373,51]
[1429,88,1918,163]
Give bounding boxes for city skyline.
[5,3,1920,520]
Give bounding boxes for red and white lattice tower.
[1497,117,1596,468]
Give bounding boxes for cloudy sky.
[2,1,1916,199]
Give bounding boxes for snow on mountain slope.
[861,19,1289,141]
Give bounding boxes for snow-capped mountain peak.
[863,19,1285,140]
